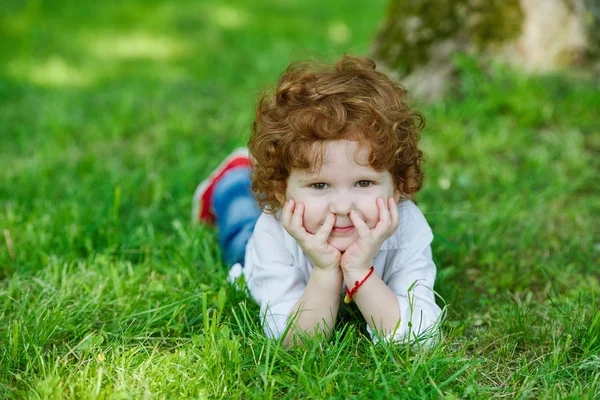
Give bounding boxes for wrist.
[342,261,373,276]
[343,266,375,304]
[312,266,343,280]
[309,268,343,298]
[343,267,374,288]
[341,253,375,274]
[313,259,341,271]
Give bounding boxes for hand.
[281,199,342,271]
[341,197,399,273]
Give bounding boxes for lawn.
[1,0,599,398]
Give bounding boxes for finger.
[291,202,305,231]
[282,200,302,235]
[281,200,301,240]
[316,213,336,241]
[284,200,307,240]
[373,197,392,237]
[379,197,391,224]
[281,199,294,228]
[349,209,370,238]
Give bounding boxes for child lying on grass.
[193,54,441,346]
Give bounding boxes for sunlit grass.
[87,32,189,61]
[211,5,249,29]
[7,56,94,87]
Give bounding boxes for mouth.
[331,225,355,233]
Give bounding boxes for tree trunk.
[371,0,598,100]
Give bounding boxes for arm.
[246,203,343,344]
[345,240,441,342]
[340,197,403,337]
[380,241,441,343]
[342,199,441,343]
[280,199,344,345]
[343,269,400,337]
[284,267,343,346]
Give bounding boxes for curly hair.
[248,54,425,213]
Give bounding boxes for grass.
[1,0,599,398]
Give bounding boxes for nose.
[329,190,353,216]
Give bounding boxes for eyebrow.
[297,172,382,184]
[297,177,318,184]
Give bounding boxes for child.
[193,55,442,345]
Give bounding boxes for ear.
[275,188,286,206]
[393,187,402,203]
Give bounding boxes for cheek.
[301,199,329,233]
[355,197,380,227]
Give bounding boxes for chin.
[328,237,355,252]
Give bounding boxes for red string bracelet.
[344,266,375,304]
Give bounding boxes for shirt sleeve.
[369,203,443,345]
[245,215,307,339]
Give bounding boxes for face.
[276,140,401,252]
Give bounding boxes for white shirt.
[242,199,442,342]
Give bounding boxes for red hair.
[249,54,425,213]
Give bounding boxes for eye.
[311,183,328,190]
[356,180,373,188]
